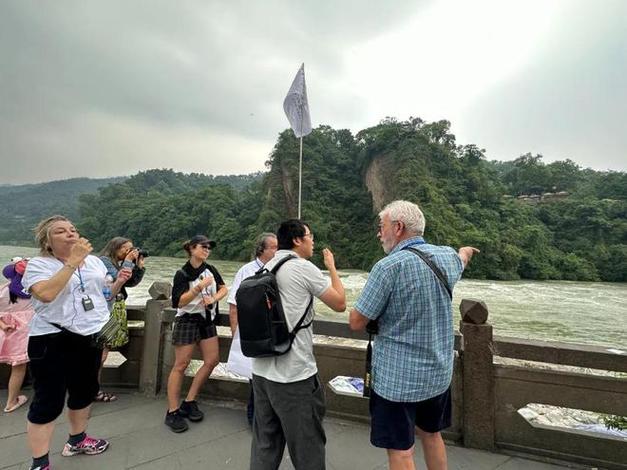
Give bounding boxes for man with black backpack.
[348,200,478,470]
[248,219,345,470]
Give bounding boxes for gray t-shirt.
[252,250,331,383]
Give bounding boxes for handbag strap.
[403,246,453,300]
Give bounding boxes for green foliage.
[603,415,627,431]
[2,120,624,283]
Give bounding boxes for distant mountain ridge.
[0,177,126,246]
[0,172,264,246]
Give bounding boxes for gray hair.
[254,232,277,258]
[379,200,425,236]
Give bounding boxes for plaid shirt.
[354,237,463,402]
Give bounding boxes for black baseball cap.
[189,235,216,248]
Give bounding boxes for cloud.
[0,0,625,184]
[456,0,627,170]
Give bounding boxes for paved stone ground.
[0,389,580,470]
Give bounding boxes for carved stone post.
[459,298,495,450]
[139,282,172,396]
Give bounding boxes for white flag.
[283,63,312,138]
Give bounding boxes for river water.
[2,245,625,349]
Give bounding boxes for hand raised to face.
[68,238,93,265]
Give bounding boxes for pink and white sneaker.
[61,435,109,456]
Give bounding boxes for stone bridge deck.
[0,389,579,470]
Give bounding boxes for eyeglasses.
[199,244,212,249]
[377,220,401,233]
[303,232,314,241]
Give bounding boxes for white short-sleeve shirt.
[22,255,110,336]
[252,250,331,383]
[227,258,264,306]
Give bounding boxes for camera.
[137,249,149,258]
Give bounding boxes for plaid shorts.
[172,313,217,345]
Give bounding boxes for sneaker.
[165,409,189,433]
[61,435,109,456]
[179,400,204,422]
[30,465,50,470]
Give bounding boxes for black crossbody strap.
[403,247,453,300]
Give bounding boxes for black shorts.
[369,387,452,450]
[27,330,102,425]
[172,313,217,346]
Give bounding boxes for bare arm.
[0,318,13,332]
[348,307,370,331]
[213,284,228,303]
[228,303,238,335]
[177,282,204,307]
[317,248,346,312]
[30,238,92,303]
[458,246,480,268]
[110,268,132,297]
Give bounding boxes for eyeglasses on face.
[377,220,401,233]
[199,244,212,249]
[302,232,314,241]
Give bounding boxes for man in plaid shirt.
[350,200,478,470]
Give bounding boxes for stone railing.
[3,283,626,469]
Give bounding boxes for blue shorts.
[369,387,451,450]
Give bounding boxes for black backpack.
[235,255,313,358]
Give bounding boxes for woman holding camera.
[97,237,146,402]
[21,216,130,470]
[165,235,227,433]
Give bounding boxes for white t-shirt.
[22,255,110,336]
[176,268,217,318]
[226,257,264,379]
[252,250,331,383]
[227,258,264,306]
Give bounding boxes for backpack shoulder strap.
[403,246,453,300]
[269,254,297,274]
[289,295,314,341]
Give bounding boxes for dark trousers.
[250,373,326,470]
[27,330,102,424]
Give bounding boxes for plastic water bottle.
[103,274,114,302]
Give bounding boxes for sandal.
[4,394,28,413]
[94,391,118,402]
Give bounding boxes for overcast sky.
[1,0,625,184]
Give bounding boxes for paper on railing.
[226,329,253,379]
[328,376,365,397]
[103,351,127,369]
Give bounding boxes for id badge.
[82,296,95,311]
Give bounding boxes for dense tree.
[3,120,624,282]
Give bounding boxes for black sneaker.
[179,400,204,422]
[165,409,188,433]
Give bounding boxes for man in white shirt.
[250,220,346,470]
[226,232,278,424]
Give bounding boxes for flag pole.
[298,135,303,219]
[283,62,311,219]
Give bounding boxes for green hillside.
[0,177,125,245]
[3,119,625,282]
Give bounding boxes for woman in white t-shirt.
[164,235,227,433]
[20,216,130,470]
